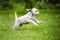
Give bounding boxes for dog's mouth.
[34,14,39,15]
[36,12,40,15]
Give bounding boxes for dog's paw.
[34,23,38,26]
[38,21,43,24]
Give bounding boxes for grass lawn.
[0,9,60,40]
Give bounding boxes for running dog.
[12,8,43,30]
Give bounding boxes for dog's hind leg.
[19,24,23,30]
[12,22,19,30]
[12,24,17,30]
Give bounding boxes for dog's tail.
[15,11,17,19]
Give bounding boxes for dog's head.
[26,8,40,15]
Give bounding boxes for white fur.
[12,8,43,30]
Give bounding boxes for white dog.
[12,8,43,30]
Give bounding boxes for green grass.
[0,9,60,40]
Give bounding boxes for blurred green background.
[0,0,60,40]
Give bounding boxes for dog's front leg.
[35,20,43,24]
[29,20,38,26]
[32,17,43,24]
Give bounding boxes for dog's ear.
[26,9,31,12]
